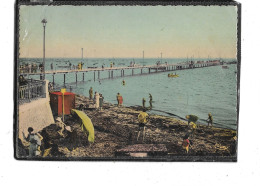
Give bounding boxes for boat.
[222,65,229,69]
[168,73,179,78]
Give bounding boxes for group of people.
[22,116,73,157]
[89,87,104,110]
[182,113,214,153]
[19,63,39,73]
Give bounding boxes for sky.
[19,5,238,58]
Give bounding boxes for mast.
[143,50,144,63]
[81,48,83,61]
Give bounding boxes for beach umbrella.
[71,109,95,143]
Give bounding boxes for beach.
[18,94,237,160]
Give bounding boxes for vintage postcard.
[14,0,240,161]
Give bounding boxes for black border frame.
[14,0,241,162]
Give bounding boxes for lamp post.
[41,19,47,80]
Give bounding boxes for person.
[122,79,126,86]
[40,129,51,157]
[207,113,213,126]
[28,63,32,73]
[110,62,113,68]
[81,62,84,69]
[149,93,153,108]
[94,92,100,109]
[69,62,72,69]
[149,93,153,102]
[102,65,104,69]
[142,98,146,108]
[23,127,42,157]
[137,110,149,142]
[182,133,192,153]
[99,93,104,110]
[89,87,93,100]
[19,75,27,86]
[48,82,54,92]
[190,122,197,136]
[39,63,43,72]
[50,63,53,70]
[117,93,123,107]
[55,117,66,137]
[185,115,198,125]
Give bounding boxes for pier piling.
[63,73,66,85]
[52,74,55,85]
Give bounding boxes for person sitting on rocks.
[55,117,66,137]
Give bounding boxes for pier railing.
[19,79,46,104]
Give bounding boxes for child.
[182,134,192,153]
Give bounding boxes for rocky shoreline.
[18,94,237,160]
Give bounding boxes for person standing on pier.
[142,98,146,108]
[94,92,100,109]
[89,87,93,100]
[50,63,53,70]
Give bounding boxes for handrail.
[19,79,46,104]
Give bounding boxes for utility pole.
[41,19,47,80]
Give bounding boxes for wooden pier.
[20,61,225,85]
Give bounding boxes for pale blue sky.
[19,5,237,58]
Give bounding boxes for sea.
[19,58,238,130]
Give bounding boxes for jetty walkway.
[20,60,234,85]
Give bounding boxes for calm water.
[20,58,238,130]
